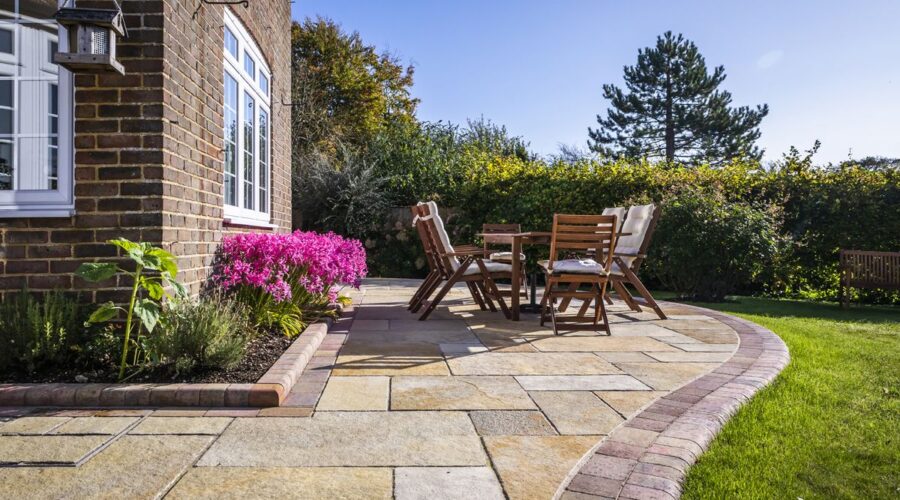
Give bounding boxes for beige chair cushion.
[540,259,609,276]
[602,207,627,230]
[425,201,463,271]
[463,260,514,276]
[489,251,526,262]
[616,204,655,268]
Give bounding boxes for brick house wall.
[0,0,292,301]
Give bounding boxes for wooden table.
[479,231,551,321]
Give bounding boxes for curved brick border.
[560,302,790,500]
[0,318,335,408]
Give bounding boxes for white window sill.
[223,216,277,230]
[0,207,74,218]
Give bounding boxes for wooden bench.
[839,250,900,307]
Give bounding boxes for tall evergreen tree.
[588,31,769,165]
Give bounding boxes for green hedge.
[363,154,900,302]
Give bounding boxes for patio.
[0,279,788,499]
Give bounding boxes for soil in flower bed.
[0,330,293,385]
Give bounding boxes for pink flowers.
[212,231,367,303]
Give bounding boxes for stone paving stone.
[595,351,659,363]
[129,417,232,435]
[341,338,445,355]
[0,416,69,435]
[595,391,669,417]
[616,363,720,390]
[515,375,651,391]
[389,319,468,332]
[472,331,540,352]
[318,376,390,411]
[395,467,505,500]
[669,343,736,352]
[469,411,557,436]
[198,411,487,467]
[448,352,621,376]
[0,435,109,464]
[351,329,480,345]
[440,343,489,355]
[670,329,738,344]
[484,435,599,500]
[646,351,733,362]
[168,467,392,499]
[51,417,139,435]
[0,435,212,498]
[530,336,678,353]
[530,391,624,435]
[391,376,535,410]
[349,319,390,330]
[605,324,680,337]
[333,353,451,376]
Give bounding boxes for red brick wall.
[0,0,292,299]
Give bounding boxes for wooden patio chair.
[411,202,512,320]
[539,214,618,335]
[608,204,667,319]
[408,202,444,311]
[482,223,528,300]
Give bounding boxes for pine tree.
[588,32,769,165]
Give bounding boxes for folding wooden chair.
[410,203,512,320]
[608,204,667,319]
[408,203,444,311]
[539,214,618,335]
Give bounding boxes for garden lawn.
[677,297,899,499]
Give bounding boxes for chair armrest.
[444,248,487,257]
[614,252,646,258]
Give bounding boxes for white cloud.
[756,49,784,70]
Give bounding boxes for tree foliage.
[588,31,769,165]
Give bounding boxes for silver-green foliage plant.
[76,238,186,380]
[0,289,83,374]
[149,295,251,375]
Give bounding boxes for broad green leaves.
[134,299,161,333]
[86,302,122,324]
[75,262,118,282]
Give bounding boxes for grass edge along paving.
[677,297,899,499]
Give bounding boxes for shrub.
[646,190,778,301]
[0,290,85,374]
[148,296,251,375]
[211,231,367,336]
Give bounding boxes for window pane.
[259,72,269,96]
[223,71,238,206]
[258,108,268,212]
[0,140,11,191]
[224,26,237,58]
[243,51,255,77]
[243,91,254,210]
[0,29,12,55]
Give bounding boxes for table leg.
[511,236,522,321]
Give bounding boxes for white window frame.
[223,9,272,227]
[0,0,73,218]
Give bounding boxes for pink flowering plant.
[210,231,367,337]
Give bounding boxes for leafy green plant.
[148,295,251,375]
[0,289,85,374]
[76,238,186,380]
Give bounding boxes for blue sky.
[290,1,900,164]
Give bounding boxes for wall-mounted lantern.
[53,3,127,75]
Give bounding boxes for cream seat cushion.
[488,251,526,262]
[462,260,514,276]
[539,259,608,276]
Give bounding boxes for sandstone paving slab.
[0,416,70,435]
[530,336,678,353]
[389,319,470,332]
[0,435,109,464]
[484,436,599,500]
[669,343,737,352]
[448,352,620,376]
[349,319,390,330]
[646,351,733,363]
[440,343,489,355]
[129,417,232,435]
[471,332,539,352]
[0,435,212,498]
[340,338,445,356]
[333,353,451,376]
[347,330,480,345]
[530,392,623,435]
[469,411,557,436]
[317,376,389,411]
[515,375,651,391]
[616,362,720,390]
[605,323,680,337]
[595,391,670,417]
[391,376,535,410]
[168,467,392,499]
[672,329,739,344]
[594,351,658,363]
[654,319,731,331]
[51,416,139,435]
[395,467,504,500]
[197,412,487,467]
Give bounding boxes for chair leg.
[411,274,443,313]
[598,281,611,335]
[557,283,578,312]
[612,280,641,312]
[604,293,614,305]
[476,281,497,312]
[467,281,488,311]
[477,261,511,319]
[421,259,472,320]
[540,278,553,326]
[623,268,667,320]
[410,272,439,310]
[548,296,559,335]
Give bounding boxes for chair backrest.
[420,201,461,271]
[548,214,618,273]
[482,223,521,254]
[411,203,440,275]
[602,207,627,231]
[616,204,660,270]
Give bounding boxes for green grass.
[670,297,900,499]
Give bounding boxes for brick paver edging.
[0,319,335,408]
[560,303,790,500]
